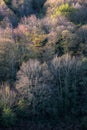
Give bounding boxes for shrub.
[18,99,26,110]
[16,99,28,118]
[4,0,11,4]
[1,107,16,127]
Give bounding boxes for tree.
[16,59,42,98]
[16,54,86,117]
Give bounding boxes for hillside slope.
[0,0,87,129]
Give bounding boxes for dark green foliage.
[4,0,11,4]
[16,99,29,118]
[1,107,16,127]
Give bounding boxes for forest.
[0,0,87,129]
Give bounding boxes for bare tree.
[16,59,42,98]
[48,54,82,114]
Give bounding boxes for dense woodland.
[0,0,87,129]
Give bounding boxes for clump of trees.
[0,0,87,129]
[0,55,87,128]
[16,54,87,118]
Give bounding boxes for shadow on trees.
[3,0,47,28]
[68,6,87,25]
